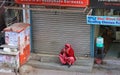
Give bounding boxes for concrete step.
[27,60,93,73]
[28,53,94,72]
[30,53,93,66]
[104,59,120,66]
[94,59,120,70]
[94,63,120,70]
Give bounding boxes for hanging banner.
[15,0,89,7]
[90,0,120,9]
[87,15,120,26]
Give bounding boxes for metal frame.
[90,9,95,57]
[4,6,89,13]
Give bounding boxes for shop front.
[31,8,92,57]
[88,0,120,65]
[14,0,95,72]
[16,0,93,57]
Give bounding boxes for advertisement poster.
[87,15,120,26]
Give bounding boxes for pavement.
[0,53,119,75]
[19,66,120,75]
[0,65,120,75]
[0,73,17,75]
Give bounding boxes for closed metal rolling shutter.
[31,8,90,57]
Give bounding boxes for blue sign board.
[87,16,120,26]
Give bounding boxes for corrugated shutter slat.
[31,9,90,56]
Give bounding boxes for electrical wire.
[0,0,6,8]
[0,0,17,7]
[0,0,15,3]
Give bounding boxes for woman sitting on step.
[59,44,76,67]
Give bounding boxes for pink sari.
[59,44,76,65]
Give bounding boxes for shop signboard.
[15,0,89,7]
[90,0,120,9]
[87,15,120,26]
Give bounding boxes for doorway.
[95,25,120,65]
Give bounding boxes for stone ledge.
[26,60,93,73]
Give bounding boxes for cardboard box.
[4,23,30,66]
